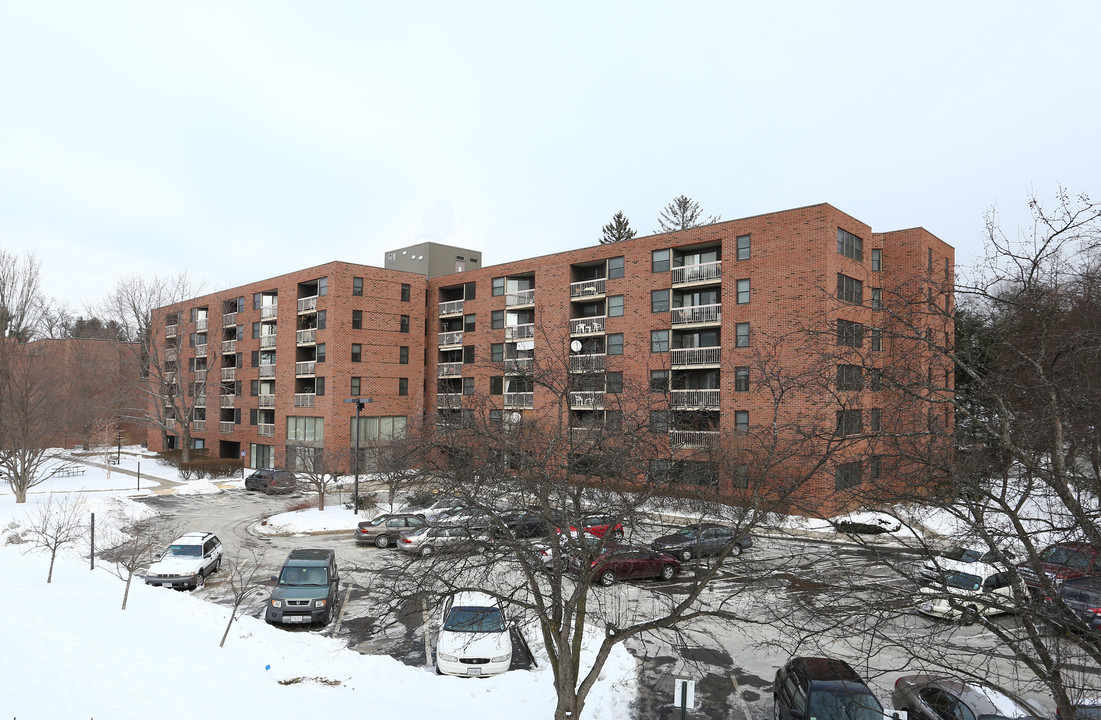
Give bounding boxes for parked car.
[918,545,1016,583]
[355,513,427,548]
[1045,577,1101,634]
[916,560,1019,624]
[266,548,340,626]
[244,468,297,495]
[144,532,223,590]
[501,508,567,539]
[568,544,680,586]
[650,523,753,562]
[419,497,467,523]
[892,675,1047,720]
[398,524,491,558]
[556,514,625,540]
[435,591,512,677]
[774,656,885,720]
[1017,542,1101,594]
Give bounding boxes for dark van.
[244,468,297,495]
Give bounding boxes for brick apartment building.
[149,203,954,514]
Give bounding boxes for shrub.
[404,488,436,509]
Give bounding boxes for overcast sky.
[2,1,1098,310]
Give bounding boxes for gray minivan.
[266,549,340,626]
[245,468,297,495]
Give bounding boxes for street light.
[343,397,373,515]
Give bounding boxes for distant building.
[384,242,482,279]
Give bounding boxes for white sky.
[2,1,1099,310]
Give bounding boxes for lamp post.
[343,397,373,515]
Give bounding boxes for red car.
[568,545,680,586]
[1017,542,1101,593]
[558,514,625,540]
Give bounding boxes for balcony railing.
[260,305,278,320]
[194,369,207,382]
[504,323,534,341]
[194,395,206,408]
[295,361,316,376]
[165,324,178,338]
[258,394,275,408]
[259,365,276,378]
[194,344,207,358]
[260,335,277,349]
[439,299,464,316]
[569,316,605,335]
[504,392,534,409]
[569,354,605,373]
[221,339,237,354]
[220,367,236,381]
[438,331,463,347]
[505,357,533,373]
[670,389,721,408]
[219,421,234,433]
[195,318,208,331]
[222,312,237,327]
[570,278,606,298]
[294,393,315,408]
[165,347,179,362]
[220,395,235,408]
[569,391,605,409]
[438,362,462,377]
[257,423,275,437]
[505,289,535,307]
[437,393,462,409]
[296,329,316,345]
[669,430,719,448]
[671,260,722,286]
[164,371,178,384]
[192,420,206,432]
[671,303,721,326]
[671,346,722,367]
[297,296,318,313]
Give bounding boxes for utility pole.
[343,397,373,515]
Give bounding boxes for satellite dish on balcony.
[570,340,582,352]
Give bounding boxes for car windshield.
[366,517,387,527]
[807,688,883,720]
[166,544,202,558]
[278,566,329,586]
[945,548,983,563]
[443,607,506,633]
[406,525,429,537]
[944,570,983,591]
[1041,546,1093,570]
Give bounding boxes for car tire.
[611,529,624,541]
[731,544,743,557]
[774,696,782,720]
[375,535,390,549]
[420,546,435,558]
[599,570,617,586]
[435,663,444,676]
[213,558,221,573]
[322,608,333,626]
[961,605,979,625]
[192,570,205,590]
[680,549,693,562]
[660,565,676,581]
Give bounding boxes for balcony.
[260,335,277,349]
[438,393,462,410]
[219,421,234,433]
[294,393,315,408]
[194,395,206,408]
[670,389,721,409]
[669,430,719,448]
[257,423,275,437]
[220,395,235,408]
[439,299,464,316]
[165,347,179,362]
[570,278,606,298]
[438,362,462,378]
[671,303,721,326]
[504,324,534,341]
[505,289,535,307]
[569,316,605,335]
[671,260,722,286]
[192,420,206,432]
[221,368,237,382]
[297,296,318,313]
[569,391,604,409]
[295,361,316,376]
[438,331,463,347]
[195,318,208,331]
[296,329,316,345]
[671,346,722,367]
[258,365,276,379]
[260,305,278,320]
[194,369,207,382]
[505,357,532,373]
[165,324,178,338]
[222,312,237,327]
[569,354,605,373]
[194,344,207,358]
[221,339,237,354]
[258,394,275,408]
[164,371,177,384]
[505,392,534,409]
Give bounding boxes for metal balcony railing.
[258,365,276,378]
[437,393,462,409]
[439,299,464,316]
[569,354,605,373]
[295,361,316,376]
[297,296,318,313]
[569,391,605,409]
[221,340,237,354]
[260,305,278,320]
[165,347,179,362]
[260,335,277,349]
[164,371,178,384]
[192,420,206,432]
[296,329,316,345]
[505,289,535,306]
[671,260,722,285]
[504,392,534,409]
[165,324,178,338]
[257,423,275,437]
[670,346,722,367]
[570,278,606,298]
[294,393,315,408]
[194,344,207,358]
[194,395,206,408]
[219,421,234,433]
[258,394,275,408]
[222,312,237,327]
[220,395,235,408]
[438,331,463,347]
[194,369,207,382]
[569,316,605,335]
[669,430,719,448]
[437,362,462,377]
[671,303,721,325]
[670,389,721,408]
[504,357,532,373]
[195,318,208,331]
[220,367,236,381]
[504,324,534,341]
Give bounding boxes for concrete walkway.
[67,457,236,496]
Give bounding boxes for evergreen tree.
[599,211,637,244]
[656,194,721,233]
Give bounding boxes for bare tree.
[217,545,270,647]
[0,249,45,341]
[0,342,66,503]
[98,516,178,610]
[656,194,720,233]
[297,447,342,511]
[26,494,87,583]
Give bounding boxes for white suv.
[145,532,223,590]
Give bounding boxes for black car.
[244,468,297,495]
[650,523,753,562]
[501,508,567,539]
[1046,576,1101,633]
[774,657,884,720]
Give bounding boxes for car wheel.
[599,570,617,586]
[420,546,435,558]
[192,570,205,590]
[611,529,624,541]
[213,558,221,573]
[435,663,443,676]
[680,549,693,562]
[961,605,979,625]
[774,696,782,720]
[660,565,676,581]
[731,544,743,557]
[322,608,333,625]
[375,535,390,549]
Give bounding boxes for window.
[492,277,504,296]
[463,346,474,364]
[316,343,326,363]
[837,364,864,390]
[351,344,362,362]
[401,283,411,302]
[491,310,504,329]
[837,228,863,262]
[606,372,623,394]
[869,369,882,391]
[871,248,882,272]
[837,320,864,348]
[352,310,362,329]
[461,377,473,396]
[490,377,503,395]
[735,366,749,392]
[651,329,669,352]
[945,257,951,281]
[837,274,863,304]
[252,322,260,339]
[734,410,749,432]
[928,248,933,272]
[871,328,883,351]
[835,461,862,490]
[350,415,407,443]
[250,380,258,396]
[399,346,409,364]
[464,314,476,332]
[737,234,751,260]
[607,333,623,355]
[650,370,668,392]
[400,315,410,333]
[318,277,328,296]
[650,410,669,433]
[353,277,363,296]
[608,256,624,279]
[836,410,863,436]
[651,289,670,313]
[491,343,504,362]
[399,378,409,396]
[607,295,624,317]
[286,416,324,442]
[871,287,883,310]
[652,249,670,273]
[733,464,749,488]
[870,408,882,432]
[735,322,750,347]
[315,377,325,396]
[489,409,502,422]
[736,278,750,304]
[351,377,361,396]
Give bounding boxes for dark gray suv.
[245,468,297,495]
[266,549,340,626]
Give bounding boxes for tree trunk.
[220,604,239,647]
[121,573,133,610]
[47,549,56,583]
[317,490,325,511]
[14,487,27,503]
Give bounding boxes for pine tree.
[656,195,721,233]
[599,211,637,244]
